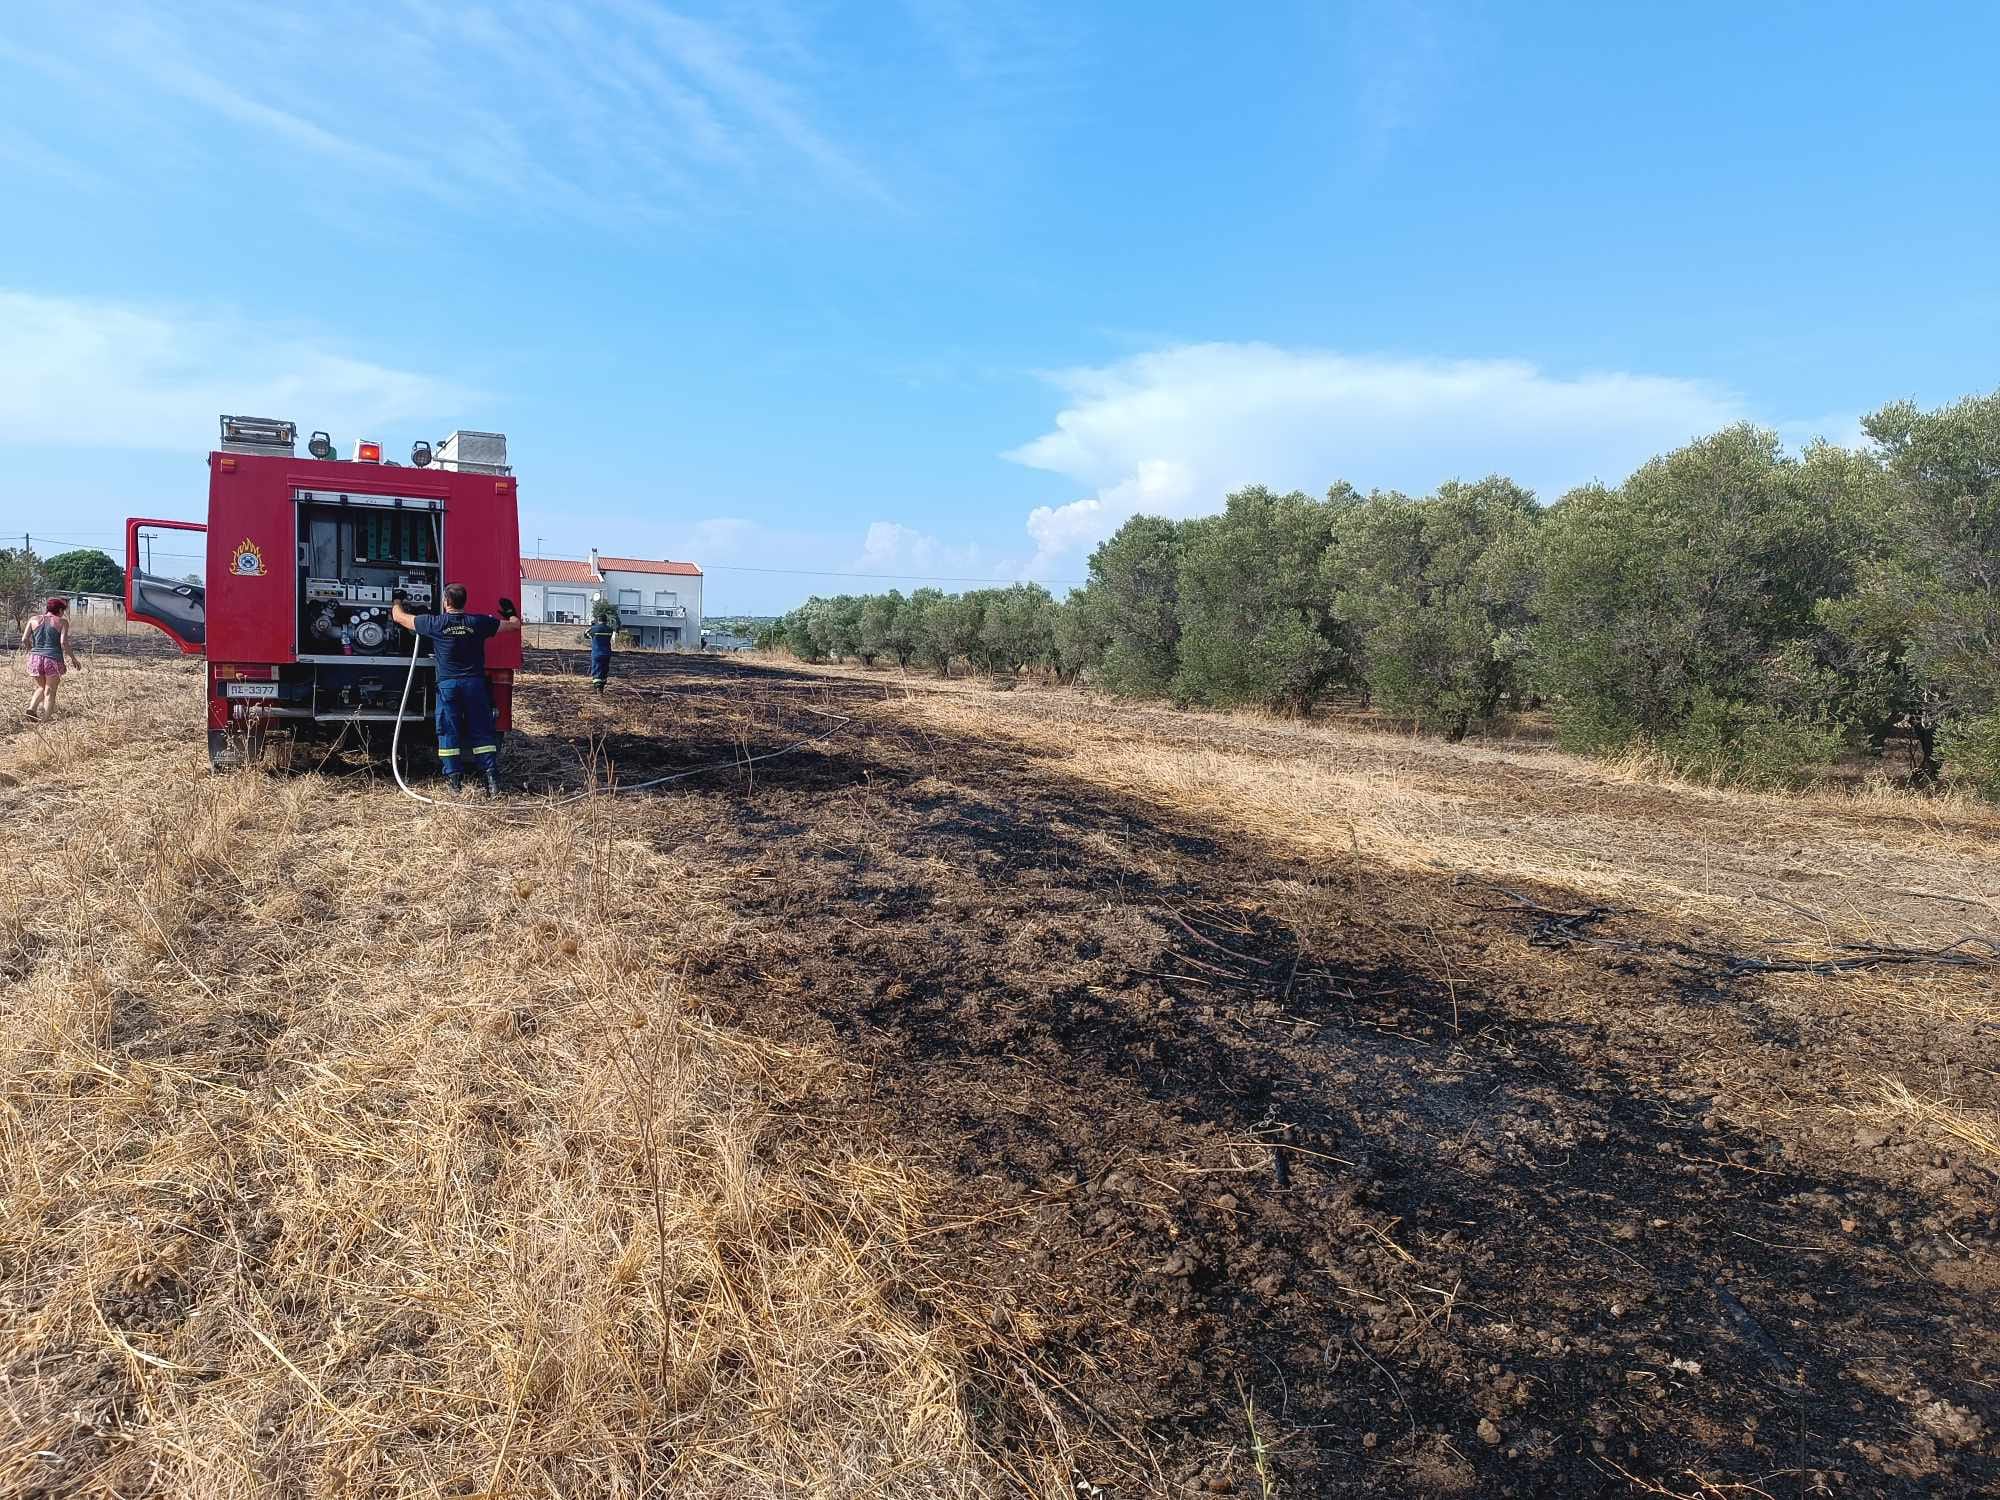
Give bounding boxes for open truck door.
[126,518,207,653]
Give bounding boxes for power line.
[524,556,1080,592]
[4,532,123,548]
[7,531,1081,588]
[13,529,202,549]
[705,563,1083,587]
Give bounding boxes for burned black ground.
[496,650,2000,1499]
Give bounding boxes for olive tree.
[1855,392,2000,791]
[1049,585,1106,683]
[1083,516,1189,696]
[0,548,41,630]
[1329,477,1540,739]
[1530,425,1871,780]
[1174,486,1357,713]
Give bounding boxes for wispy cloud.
[113,27,425,182]
[4,0,894,221]
[611,0,894,206]
[1006,342,1753,573]
[1339,0,1460,173]
[0,124,106,189]
[0,290,472,450]
[903,0,1019,83]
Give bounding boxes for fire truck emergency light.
[308,431,334,459]
[355,440,383,463]
[410,441,433,468]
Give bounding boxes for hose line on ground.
[385,514,846,810]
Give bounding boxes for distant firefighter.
[586,609,616,694]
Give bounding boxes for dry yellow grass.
[0,659,1033,1499]
[868,671,2000,1166]
[9,652,1998,1496]
[1850,1078,2000,1165]
[884,681,2000,953]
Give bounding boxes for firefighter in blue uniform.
[391,583,522,795]
[585,612,615,693]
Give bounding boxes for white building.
[593,551,703,648]
[519,558,603,623]
[517,551,703,647]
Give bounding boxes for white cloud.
[1007,342,1750,572]
[512,514,1029,613]
[0,290,471,450]
[856,520,1027,582]
[859,520,951,573]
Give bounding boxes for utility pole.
[145,532,153,574]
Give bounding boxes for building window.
[618,589,639,612]
[654,590,677,610]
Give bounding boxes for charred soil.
[3,645,1994,1498]
[516,650,2000,1498]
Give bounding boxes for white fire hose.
[385,522,845,809]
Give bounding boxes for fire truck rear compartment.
[296,495,442,669]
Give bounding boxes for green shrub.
[1938,710,2000,799]
[1659,691,1845,789]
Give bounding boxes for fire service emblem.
[230,539,266,577]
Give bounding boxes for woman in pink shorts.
[21,597,81,721]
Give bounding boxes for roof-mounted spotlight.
[410,440,433,468]
[308,430,334,460]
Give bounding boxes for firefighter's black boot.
[483,766,502,797]
[443,775,464,797]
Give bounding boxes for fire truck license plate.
[224,682,280,700]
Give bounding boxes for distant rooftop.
[596,555,702,577]
[519,557,599,584]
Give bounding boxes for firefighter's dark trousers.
[435,676,499,779]
[590,643,612,692]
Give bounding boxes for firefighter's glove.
[498,597,519,620]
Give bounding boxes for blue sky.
[3,1,1997,613]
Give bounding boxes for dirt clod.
[1915,1400,1984,1447]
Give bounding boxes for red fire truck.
[129,416,524,770]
